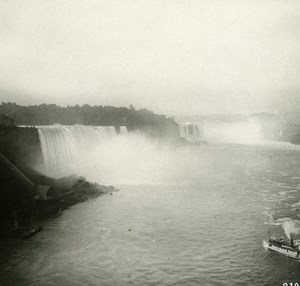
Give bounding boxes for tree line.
[0,102,179,138]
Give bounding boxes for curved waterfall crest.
[38,125,127,172]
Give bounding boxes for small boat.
[264,237,300,260]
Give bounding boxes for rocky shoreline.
[0,153,119,239]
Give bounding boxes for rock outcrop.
[0,153,118,238]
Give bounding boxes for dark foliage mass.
[0,102,179,138]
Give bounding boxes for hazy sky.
[0,0,300,115]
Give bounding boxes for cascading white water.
[179,122,205,142]
[119,126,128,136]
[38,125,127,174]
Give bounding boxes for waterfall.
[38,125,127,173]
[120,126,128,136]
[179,122,204,142]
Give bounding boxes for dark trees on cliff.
[0,102,179,138]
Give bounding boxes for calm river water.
[1,143,300,285]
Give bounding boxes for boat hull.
[264,240,300,260]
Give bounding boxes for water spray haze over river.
[76,133,178,186]
[202,118,265,145]
[38,126,179,185]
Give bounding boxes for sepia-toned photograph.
[1,1,300,285]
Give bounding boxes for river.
[1,142,300,285]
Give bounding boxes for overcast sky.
[0,0,300,115]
